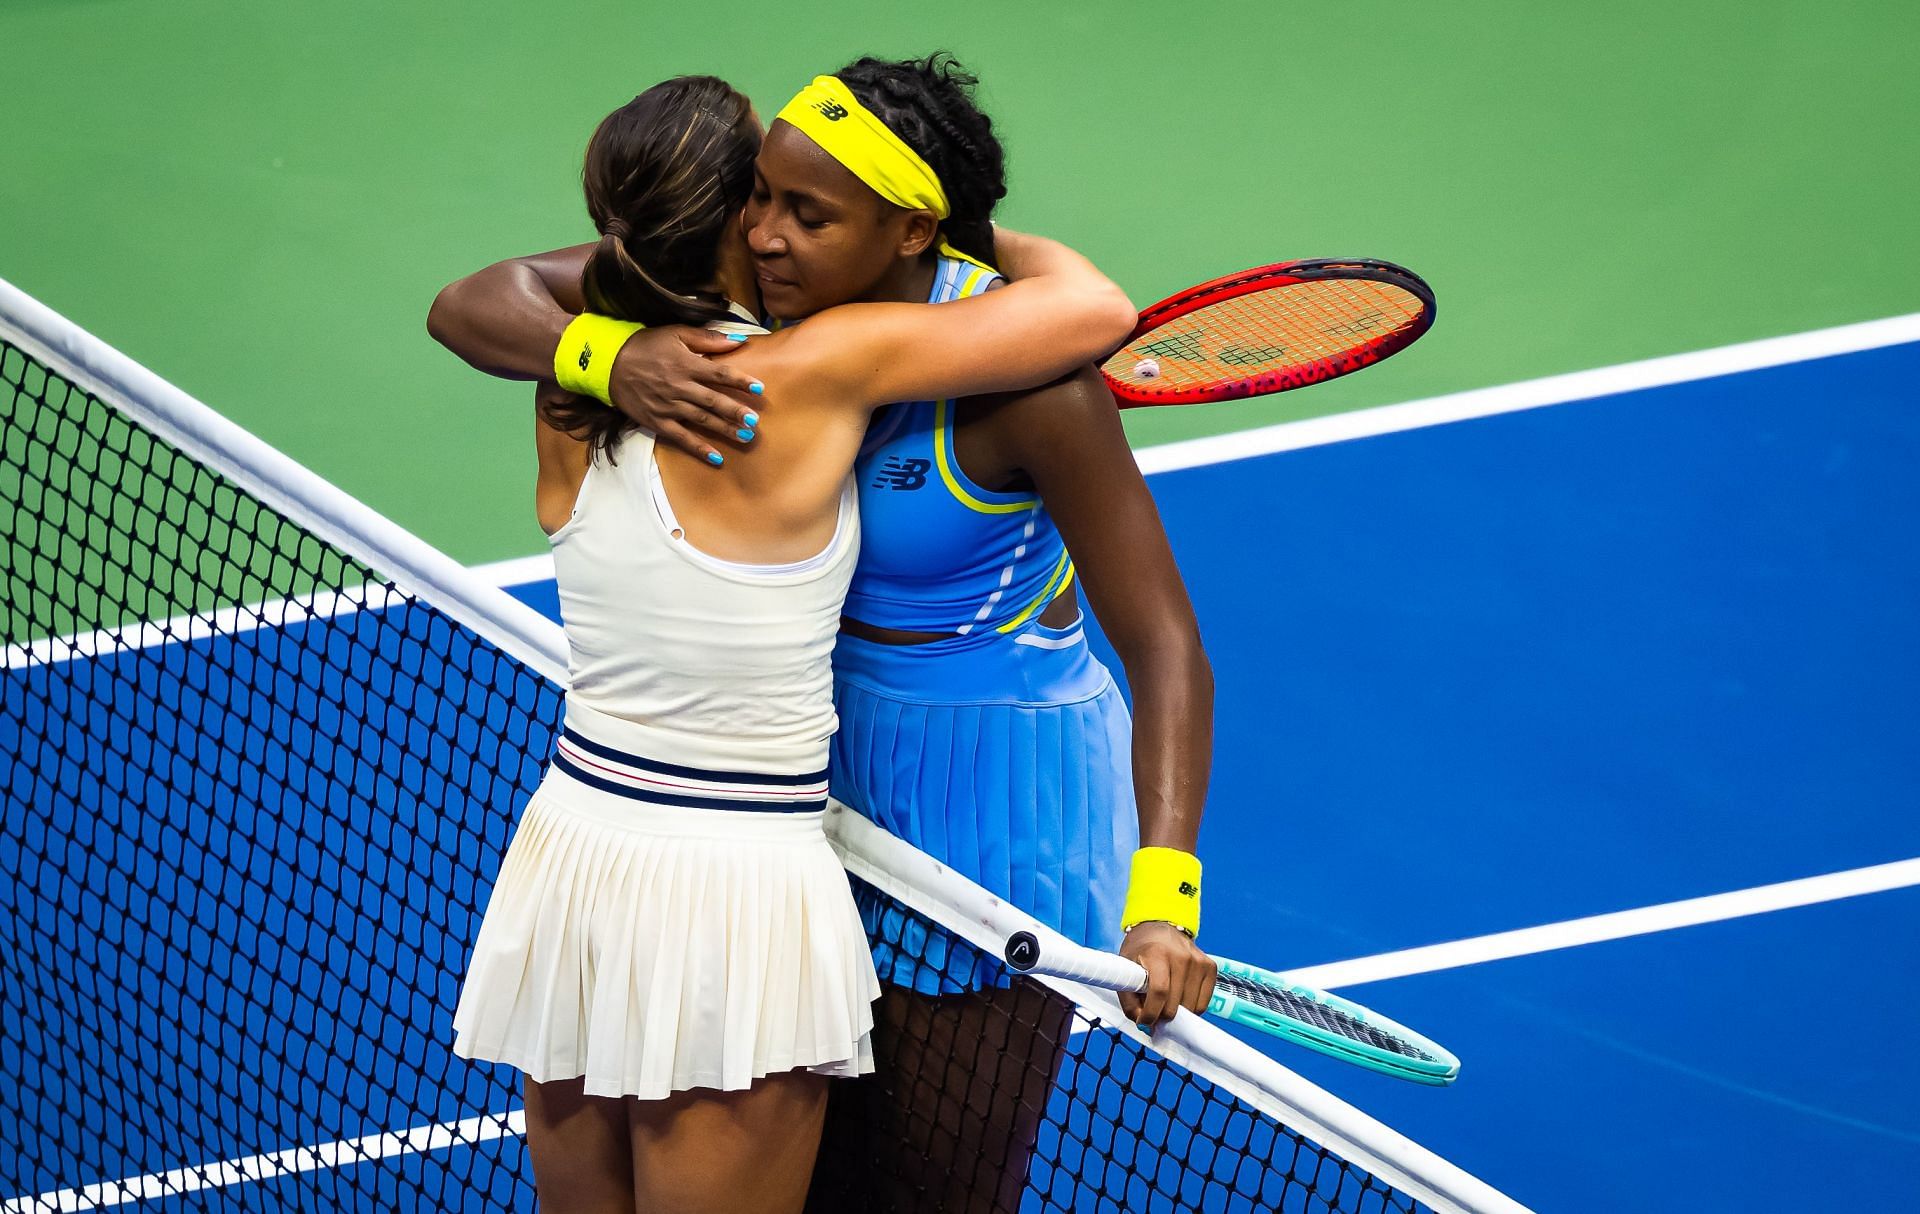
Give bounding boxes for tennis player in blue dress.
[830,254,1143,989]
[429,54,1217,1214]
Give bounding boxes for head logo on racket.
[1004,931,1040,971]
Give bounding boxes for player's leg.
[522,1076,635,1214]
[808,979,1073,1213]
[816,639,1115,1210]
[629,1070,830,1214]
[894,981,1074,1214]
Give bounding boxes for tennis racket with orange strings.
[1101,258,1435,406]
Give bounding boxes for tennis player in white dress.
[437,75,1134,1213]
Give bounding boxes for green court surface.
[2,0,1915,564]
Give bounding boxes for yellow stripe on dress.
[995,549,1076,634]
[933,398,1036,515]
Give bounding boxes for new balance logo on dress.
[871,457,931,491]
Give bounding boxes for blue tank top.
[843,257,1076,636]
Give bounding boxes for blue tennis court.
[508,334,1920,1211]
[1115,338,1920,1211]
[6,326,1917,1212]
[1,601,1456,1213]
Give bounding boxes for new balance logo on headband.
[578,343,593,372]
[871,457,931,491]
[813,100,849,121]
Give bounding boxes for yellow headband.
[774,75,992,271]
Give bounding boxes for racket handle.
[1004,930,1244,1000]
[1003,930,1149,993]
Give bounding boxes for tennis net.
[0,279,1527,1214]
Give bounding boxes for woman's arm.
[990,226,1102,284]
[781,232,1135,408]
[427,245,761,459]
[427,245,590,379]
[1005,368,1218,1028]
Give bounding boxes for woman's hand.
[608,327,765,462]
[1118,921,1218,1029]
[427,246,765,462]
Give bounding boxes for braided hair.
[836,53,1007,268]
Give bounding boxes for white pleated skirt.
[452,765,880,1099]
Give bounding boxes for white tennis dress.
[453,341,878,1099]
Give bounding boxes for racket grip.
[1003,930,1149,993]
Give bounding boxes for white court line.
[469,552,556,588]
[2,581,403,670]
[12,873,1908,1212]
[0,277,568,685]
[1288,857,1920,992]
[27,313,1919,661]
[472,311,1920,595]
[1134,311,1920,475]
[1,1110,524,1213]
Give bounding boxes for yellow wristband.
[1120,846,1202,937]
[553,313,646,404]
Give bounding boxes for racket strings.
[1221,973,1437,1062]
[1106,278,1425,393]
[1164,279,1413,380]
[1272,277,1410,359]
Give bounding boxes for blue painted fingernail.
[744,411,759,427]
[748,382,764,396]
[737,428,755,442]
[707,452,724,466]
[725,333,749,342]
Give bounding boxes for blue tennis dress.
[830,257,1137,992]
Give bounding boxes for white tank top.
[550,340,859,777]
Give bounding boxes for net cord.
[825,806,1532,1214]
[0,276,1529,1214]
[0,276,569,686]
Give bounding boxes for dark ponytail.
[836,53,1007,268]
[546,76,760,451]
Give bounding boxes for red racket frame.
[1105,258,1436,407]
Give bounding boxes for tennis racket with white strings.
[1003,930,1459,1086]
[1101,258,1435,406]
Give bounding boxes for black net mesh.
[2,331,1428,1212]
[808,879,1425,1214]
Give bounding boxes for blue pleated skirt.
[829,617,1138,993]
